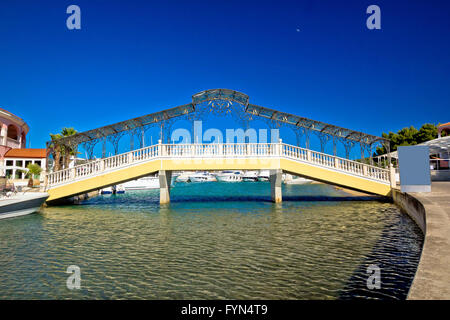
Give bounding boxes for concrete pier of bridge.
[159,170,172,204]
[270,169,283,203]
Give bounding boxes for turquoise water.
[0,182,423,299]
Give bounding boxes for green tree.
[25,163,42,187]
[49,127,78,171]
[416,123,438,143]
[49,133,64,171]
[376,123,441,156]
[61,127,78,169]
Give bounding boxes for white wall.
[2,157,46,181]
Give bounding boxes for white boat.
[0,192,49,220]
[283,173,313,185]
[100,186,113,194]
[242,171,259,182]
[215,171,242,182]
[257,170,270,182]
[189,172,217,183]
[171,172,180,184]
[175,175,190,183]
[100,184,126,194]
[115,184,125,194]
[122,176,159,190]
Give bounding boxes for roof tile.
[4,148,46,159]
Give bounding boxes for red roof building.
[0,108,46,180]
[438,122,450,138]
[4,148,46,159]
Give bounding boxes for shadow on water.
[338,212,424,300]
[171,195,390,203]
[78,182,391,207]
[283,195,389,202]
[80,194,389,205]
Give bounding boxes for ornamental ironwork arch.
[46,88,390,170]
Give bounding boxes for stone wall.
[392,189,426,234]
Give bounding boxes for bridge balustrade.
[47,142,391,188]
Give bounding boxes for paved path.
[408,182,450,300]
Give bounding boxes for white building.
[3,149,47,180]
[0,108,46,181]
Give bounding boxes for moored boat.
[101,187,113,194]
[257,170,270,182]
[0,192,49,220]
[215,171,242,182]
[115,184,125,193]
[122,176,159,190]
[189,172,216,183]
[242,171,259,182]
[175,174,190,183]
[283,173,313,185]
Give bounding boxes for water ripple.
[0,183,423,299]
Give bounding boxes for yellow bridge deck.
[46,143,393,203]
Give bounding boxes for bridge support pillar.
[270,169,282,203]
[389,164,396,188]
[159,170,172,204]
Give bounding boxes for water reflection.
[0,183,423,299]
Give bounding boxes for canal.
[0,182,423,299]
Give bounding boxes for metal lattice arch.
[46,89,390,168]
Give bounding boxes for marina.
[0,88,448,301]
[100,171,311,193]
[0,89,447,300]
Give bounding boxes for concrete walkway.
[408,182,450,300]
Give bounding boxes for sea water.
[0,182,423,299]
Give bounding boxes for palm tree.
[49,133,63,171]
[49,127,78,171]
[25,163,42,187]
[61,127,78,169]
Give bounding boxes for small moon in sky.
[296,28,300,32]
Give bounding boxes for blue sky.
[0,0,449,155]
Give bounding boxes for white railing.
[161,143,278,157]
[47,145,159,186]
[47,142,391,188]
[281,144,390,182]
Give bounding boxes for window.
[14,170,22,179]
[6,160,13,166]
[16,160,23,167]
[7,125,19,140]
[34,161,41,167]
